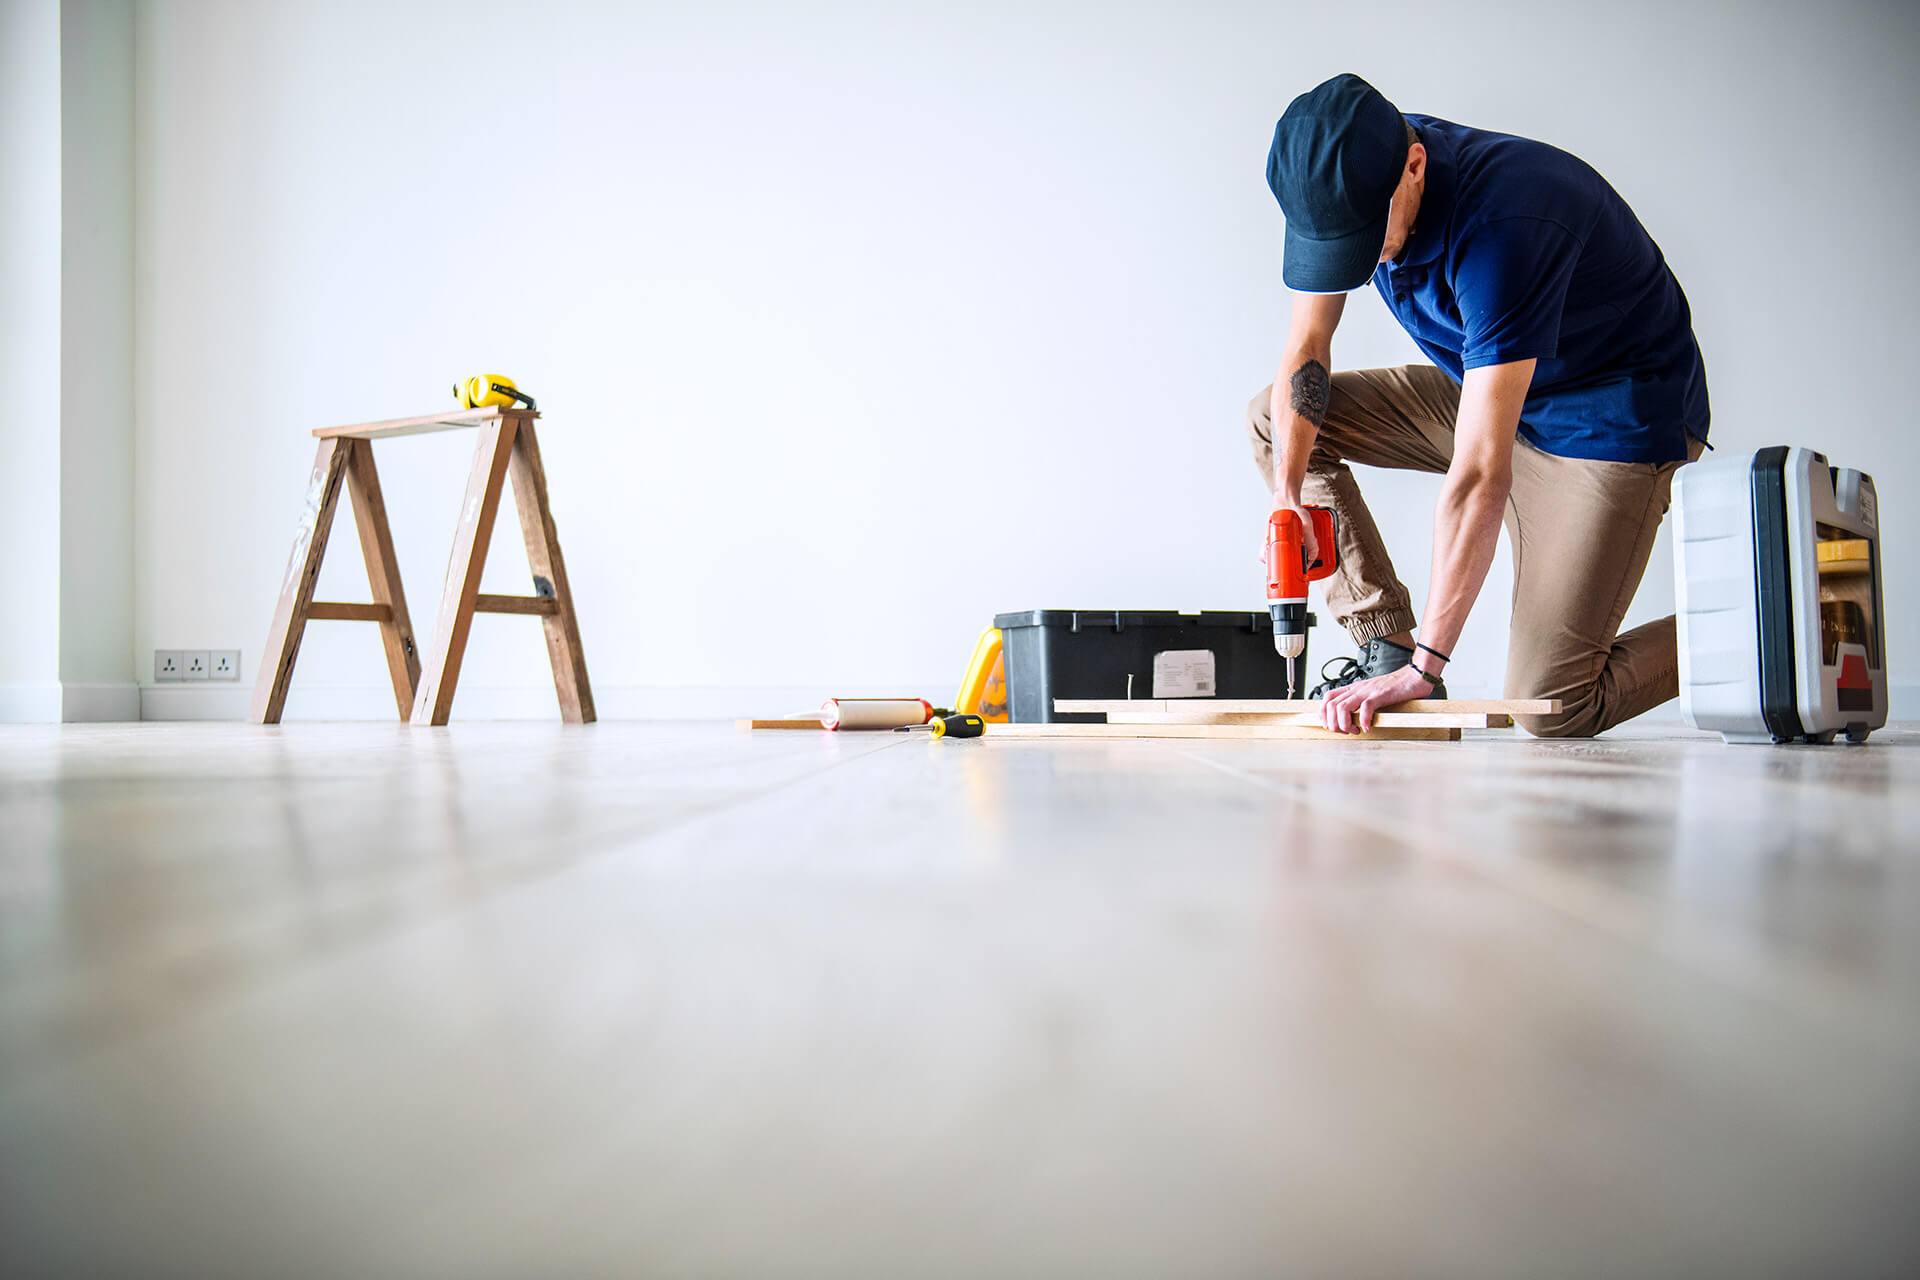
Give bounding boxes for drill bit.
[1274,633,1306,701]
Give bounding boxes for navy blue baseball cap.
[1267,74,1410,293]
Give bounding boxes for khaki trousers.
[1246,365,1705,738]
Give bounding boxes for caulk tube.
[819,699,934,731]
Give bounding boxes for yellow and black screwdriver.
[892,712,985,740]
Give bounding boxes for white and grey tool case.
[1674,446,1887,744]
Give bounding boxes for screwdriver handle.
[929,713,984,739]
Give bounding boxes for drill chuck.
[1269,601,1312,658]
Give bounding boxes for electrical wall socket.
[155,650,240,681]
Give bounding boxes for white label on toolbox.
[1152,650,1216,698]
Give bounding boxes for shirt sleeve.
[1453,217,1583,369]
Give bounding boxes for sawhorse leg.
[250,439,350,724]
[250,438,421,723]
[345,440,422,717]
[508,421,596,724]
[408,417,597,726]
[411,417,520,725]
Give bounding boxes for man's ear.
[1405,142,1427,183]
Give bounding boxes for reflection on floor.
[3,722,1918,1277]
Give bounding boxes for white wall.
[0,0,138,723]
[129,0,1920,717]
[0,0,64,721]
[60,0,136,716]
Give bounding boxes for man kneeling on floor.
[1250,74,1710,738]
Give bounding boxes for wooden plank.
[506,421,596,724]
[1055,698,1560,716]
[1103,710,1505,729]
[411,417,520,726]
[473,594,561,616]
[344,439,421,719]
[313,406,538,441]
[305,601,393,623]
[249,439,351,724]
[737,719,828,731]
[990,723,1461,742]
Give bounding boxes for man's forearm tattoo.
[1289,359,1331,429]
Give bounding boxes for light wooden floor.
[3,721,1918,1277]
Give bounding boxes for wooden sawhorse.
[249,406,595,725]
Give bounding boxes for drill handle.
[1303,505,1338,579]
[1266,504,1341,600]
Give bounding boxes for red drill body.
[1265,505,1339,696]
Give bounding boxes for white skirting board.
[63,682,142,722]
[124,683,1920,724]
[0,682,142,723]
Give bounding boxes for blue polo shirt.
[1376,115,1709,463]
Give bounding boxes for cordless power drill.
[1265,505,1339,698]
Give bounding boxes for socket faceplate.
[155,650,241,681]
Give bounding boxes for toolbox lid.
[993,609,1276,633]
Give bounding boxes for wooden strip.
[473,593,561,616]
[344,440,421,718]
[313,406,538,441]
[411,417,520,726]
[1103,710,1504,729]
[991,723,1461,742]
[249,439,350,724]
[737,719,828,730]
[507,421,597,724]
[305,601,393,622]
[1054,698,1560,716]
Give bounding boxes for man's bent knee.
[1514,683,1652,738]
[1514,708,1603,739]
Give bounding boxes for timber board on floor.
[2,721,1917,1277]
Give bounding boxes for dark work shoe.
[1308,637,1447,699]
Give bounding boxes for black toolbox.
[993,610,1305,723]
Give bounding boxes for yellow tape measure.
[453,375,536,411]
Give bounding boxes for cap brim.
[1282,212,1388,293]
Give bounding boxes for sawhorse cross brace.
[250,407,595,725]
